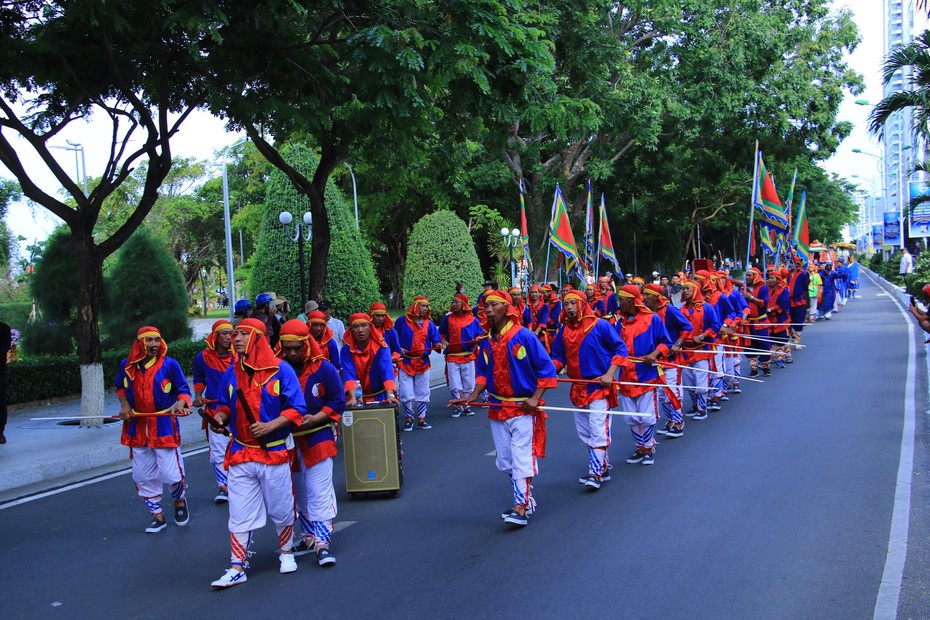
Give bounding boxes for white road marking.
[333,520,356,533]
[867,272,916,620]
[876,292,890,297]
[486,450,496,457]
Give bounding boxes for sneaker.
[665,425,684,439]
[775,360,785,369]
[600,466,612,482]
[720,395,730,401]
[581,474,601,490]
[451,409,462,418]
[708,399,722,412]
[684,407,697,418]
[501,505,535,519]
[503,510,528,526]
[145,515,167,533]
[785,358,794,364]
[417,419,432,430]
[279,553,297,574]
[316,547,336,567]
[291,539,316,557]
[762,368,772,377]
[174,499,189,526]
[211,567,247,588]
[640,452,655,466]
[656,422,671,436]
[748,369,759,377]
[693,410,708,420]
[626,450,644,464]
[403,417,414,432]
[214,487,229,504]
[732,386,742,394]
[463,408,476,416]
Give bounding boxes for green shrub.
[23,227,79,355]
[403,210,484,322]
[0,302,31,331]
[101,227,191,349]
[19,320,74,357]
[249,142,380,319]
[8,338,205,405]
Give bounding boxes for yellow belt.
[293,423,333,437]
[490,393,525,402]
[232,437,288,449]
[747,315,767,321]
[446,351,473,357]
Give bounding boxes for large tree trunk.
[72,231,105,426]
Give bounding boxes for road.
[2,273,928,619]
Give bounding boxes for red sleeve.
[474,375,488,387]
[176,393,192,407]
[383,379,396,391]
[117,388,127,399]
[537,377,558,389]
[654,344,670,357]
[280,407,303,427]
[552,359,565,373]
[193,382,206,393]
[610,355,627,367]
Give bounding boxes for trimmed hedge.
[249,143,381,319]
[403,210,484,322]
[8,338,205,406]
[0,302,30,331]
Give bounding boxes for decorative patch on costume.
[483,350,489,364]
[123,377,129,389]
[228,384,234,399]
[311,383,324,398]
[267,380,281,396]
[161,379,172,393]
[512,344,527,360]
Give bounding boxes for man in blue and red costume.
[642,283,691,439]
[742,267,772,376]
[394,296,442,431]
[523,284,550,351]
[725,275,751,392]
[208,318,307,588]
[787,257,810,348]
[697,270,736,411]
[277,319,345,568]
[679,279,721,418]
[596,275,619,323]
[369,302,401,362]
[341,312,398,407]
[306,310,342,372]
[550,289,627,489]
[116,326,192,533]
[542,283,562,345]
[450,290,557,527]
[439,293,482,418]
[615,285,672,465]
[766,268,791,368]
[193,319,236,504]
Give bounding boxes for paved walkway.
[0,351,447,503]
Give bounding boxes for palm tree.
[868,30,930,141]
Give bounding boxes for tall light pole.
[344,162,359,229]
[50,142,87,195]
[280,210,313,304]
[222,138,247,319]
[501,227,521,287]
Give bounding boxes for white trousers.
[131,446,185,499]
[658,366,681,423]
[682,359,711,396]
[490,415,536,479]
[293,457,337,547]
[227,461,295,533]
[573,398,610,448]
[398,371,431,419]
[446,361,476,398]
[621,390,658,450]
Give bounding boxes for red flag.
[749,218,757,257]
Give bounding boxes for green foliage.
[30,227,79,324]
[101,228,191,349]
[403,210,484,322]
[8,339,203,405]
[250,143,380,318]
[19,320,75,357]
[0,302,30,331]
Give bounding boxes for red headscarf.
[125,325,167,381]
[235,318,281,383]
[617,284,650,313]
[451,293,471,314]
[343,312,388,350]
[406,296,430,321]
[559,289,598,326]
[202,319,235,372]
[369,302,395,331]
[481,290,521,332]
[278,318,324,384]
[306,310,337,347]
[642,283,668,307]
[680,280,705,306]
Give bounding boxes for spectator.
[274,297,290,323]
[297,300,319,323]
[319,300,345,346]
[908,284,930,339]
[899,247,914,290]
[253,293,282,348]
[233,299,252,325]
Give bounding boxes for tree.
[21,227,79,356]
[403,210,485,322]
[869,30,930,141]
[0,179,20,277]
[250,143,380,318]
[102,228,191,349]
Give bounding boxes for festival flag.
[598,193,621,273]
[792,191,810,267]
[584,180,595,271]
[780,169,797,252]
[519,179,533,271]
[548,185,586,280]
[753,153,789,229]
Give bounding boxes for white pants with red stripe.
[573,398,610,477]
[621,390,658,451]
[227,461,295,533]
[131,446,185,501]
[293,457,337,548]
[490,415,536,479]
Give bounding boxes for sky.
[0,2,914,254]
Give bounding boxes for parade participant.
[697,271,735,411]
[631,276,646,295]
[509,286,526,318]
[473,280,495,320]
[550,289,627,489]
[596,275,620,322]
[524,285,550,350]
[542,284,562,343]
[680,279,720,416]
[394,296,442,431]
[277,319,345,567]
[788,258,810,346]
[193,319,237,503]
[252,293,281,348]
[584,283,602,315]
[742,267,772,376]
[450,290,557,526]
[559,281,574,299]
[615,285,672,465]
[116,326,192,533]
[209,319,307,587]
[847,255,860,300]
[369,302,401,361]
[722,273,749,394]
[765,268,791,368]
[439,293,482,418]
[341,313,398,407]
[643,284,691,438]
[817,262,838,321]
[834,258,849,308]
[306,310,342,371]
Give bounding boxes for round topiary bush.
[249,143,380,319]
[22,226,80,355]
[101,227,191,348]
[403,210,484,322]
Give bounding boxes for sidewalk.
[0,352,448,503]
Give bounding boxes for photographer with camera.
[907,284,930,340]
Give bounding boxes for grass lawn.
[202,308,232,318]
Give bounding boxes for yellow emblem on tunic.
[228,384,234,399]
[123,377,129,389]
[514,345,527,360]
[483,350,489,364]
[269,380,281,396]
[162,381,172,393]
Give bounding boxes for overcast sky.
[1,2,916,254]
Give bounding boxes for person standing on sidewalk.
[899,247,914,290]
[209,319,306,588]
[192,320,237,503]
[393,296,442,431]
[115,326,192,533]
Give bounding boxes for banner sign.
[872,224,884,251]
[883,211,901,248]
[909,180,930,238]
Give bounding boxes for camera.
[910,295,916,307]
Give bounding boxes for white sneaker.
[279,553,298,574]
[211,568,247,588]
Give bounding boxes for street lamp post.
[222,139,247,320]
[500,227,522,287]
[344,162,359,230]
[280,211,313,305]
[50,141,87,195]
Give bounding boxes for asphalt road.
[2,273,928,619]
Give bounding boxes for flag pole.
[746,141,759,279]
[595,194,603,280]
[544,185,558,283]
